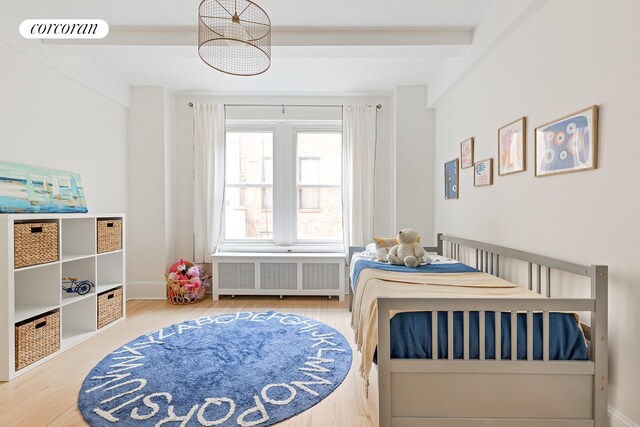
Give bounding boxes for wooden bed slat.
[490,253,494,275]
[447,311,454,360]
[537,264,542,294]
[463,311,470,360]
[528,263,533,290]
[526,311,533,361]
[547,267,552,297]
[543,311,550,361]
[511,311,518,361]
[432,311,438,360]
[495,311,501,361]
[479,310,485,360]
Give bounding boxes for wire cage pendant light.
[198,0,272,76]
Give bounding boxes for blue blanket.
[375,311,588,362]
[351,259,478,291]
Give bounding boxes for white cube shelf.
[0,213,126,381]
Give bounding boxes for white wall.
[395,86,435,242]
[0,42,127,214]
[173,94,395,260]
[126,87,175,297]
[433,0,640,423]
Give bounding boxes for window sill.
[212,251,345,259]
[216,244,344,255]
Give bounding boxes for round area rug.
[79,312,352,427]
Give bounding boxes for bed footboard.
[377,294,606,426]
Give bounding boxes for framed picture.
[0,161,88,213]
[498,117,526,175]
[535,106,598,177]
[474,158,493,187]
[444,159,459,200]
[460,138,474,169]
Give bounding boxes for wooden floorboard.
[0,296,377,427]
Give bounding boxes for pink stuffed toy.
[190,276,202,289]
[186,266,200,278]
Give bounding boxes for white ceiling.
[16,0,493,27]
[11,0,497,95]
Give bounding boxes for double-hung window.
[222,120,343,251]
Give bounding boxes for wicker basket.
[15,310,60,371]
[97,219,122,254]
[14,222,59,269]
[97,287,123,328]
[166,275,209,304]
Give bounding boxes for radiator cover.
[212,254,345,300]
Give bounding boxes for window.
[298,157,320,210]
[296,133,342,240]
[222,122,342,251]
[224,132,273,240]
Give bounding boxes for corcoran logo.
[19,19,109,39]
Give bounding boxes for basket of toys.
[165,259,210,304]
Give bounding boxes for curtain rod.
[187,102,382,110]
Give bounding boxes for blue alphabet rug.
[78,312,352,426]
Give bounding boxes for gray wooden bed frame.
[349,233,607,427]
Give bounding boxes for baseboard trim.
[610,406,639,427]
[126,281,166,300]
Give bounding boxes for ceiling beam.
[43,26,474,47]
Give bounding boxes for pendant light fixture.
[198,0,271,76]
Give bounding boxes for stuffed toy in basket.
[166,259,209,304]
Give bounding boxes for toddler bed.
[349,233,608,427]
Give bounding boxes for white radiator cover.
[212,253,345,300]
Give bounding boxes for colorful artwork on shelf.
[498,117,526,175]
[0,161,88,213]
[474,158,493,187]
[460,138,474,169]
[444,159,459,200]
[535,106,598,177]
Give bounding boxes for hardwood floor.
[0,297,378,427]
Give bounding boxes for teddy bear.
[387,229,428,268]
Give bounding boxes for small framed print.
[444,159,459,200]
[460,138,474,169]
[535,106,598,177]
[474,158,493,187]
[498,117,526,175]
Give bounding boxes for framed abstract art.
[444,159,459,200]
[460,138,474,169]
[535,106,598,177]
[498,117,526,175]
[474,158,493,187]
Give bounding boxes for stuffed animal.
[190,276,202,289]
[186,266,200,278]
[169,259,193,274]
[387,229,428,268]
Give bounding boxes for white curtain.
[193,103,225,263]
[342,105,377,254]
